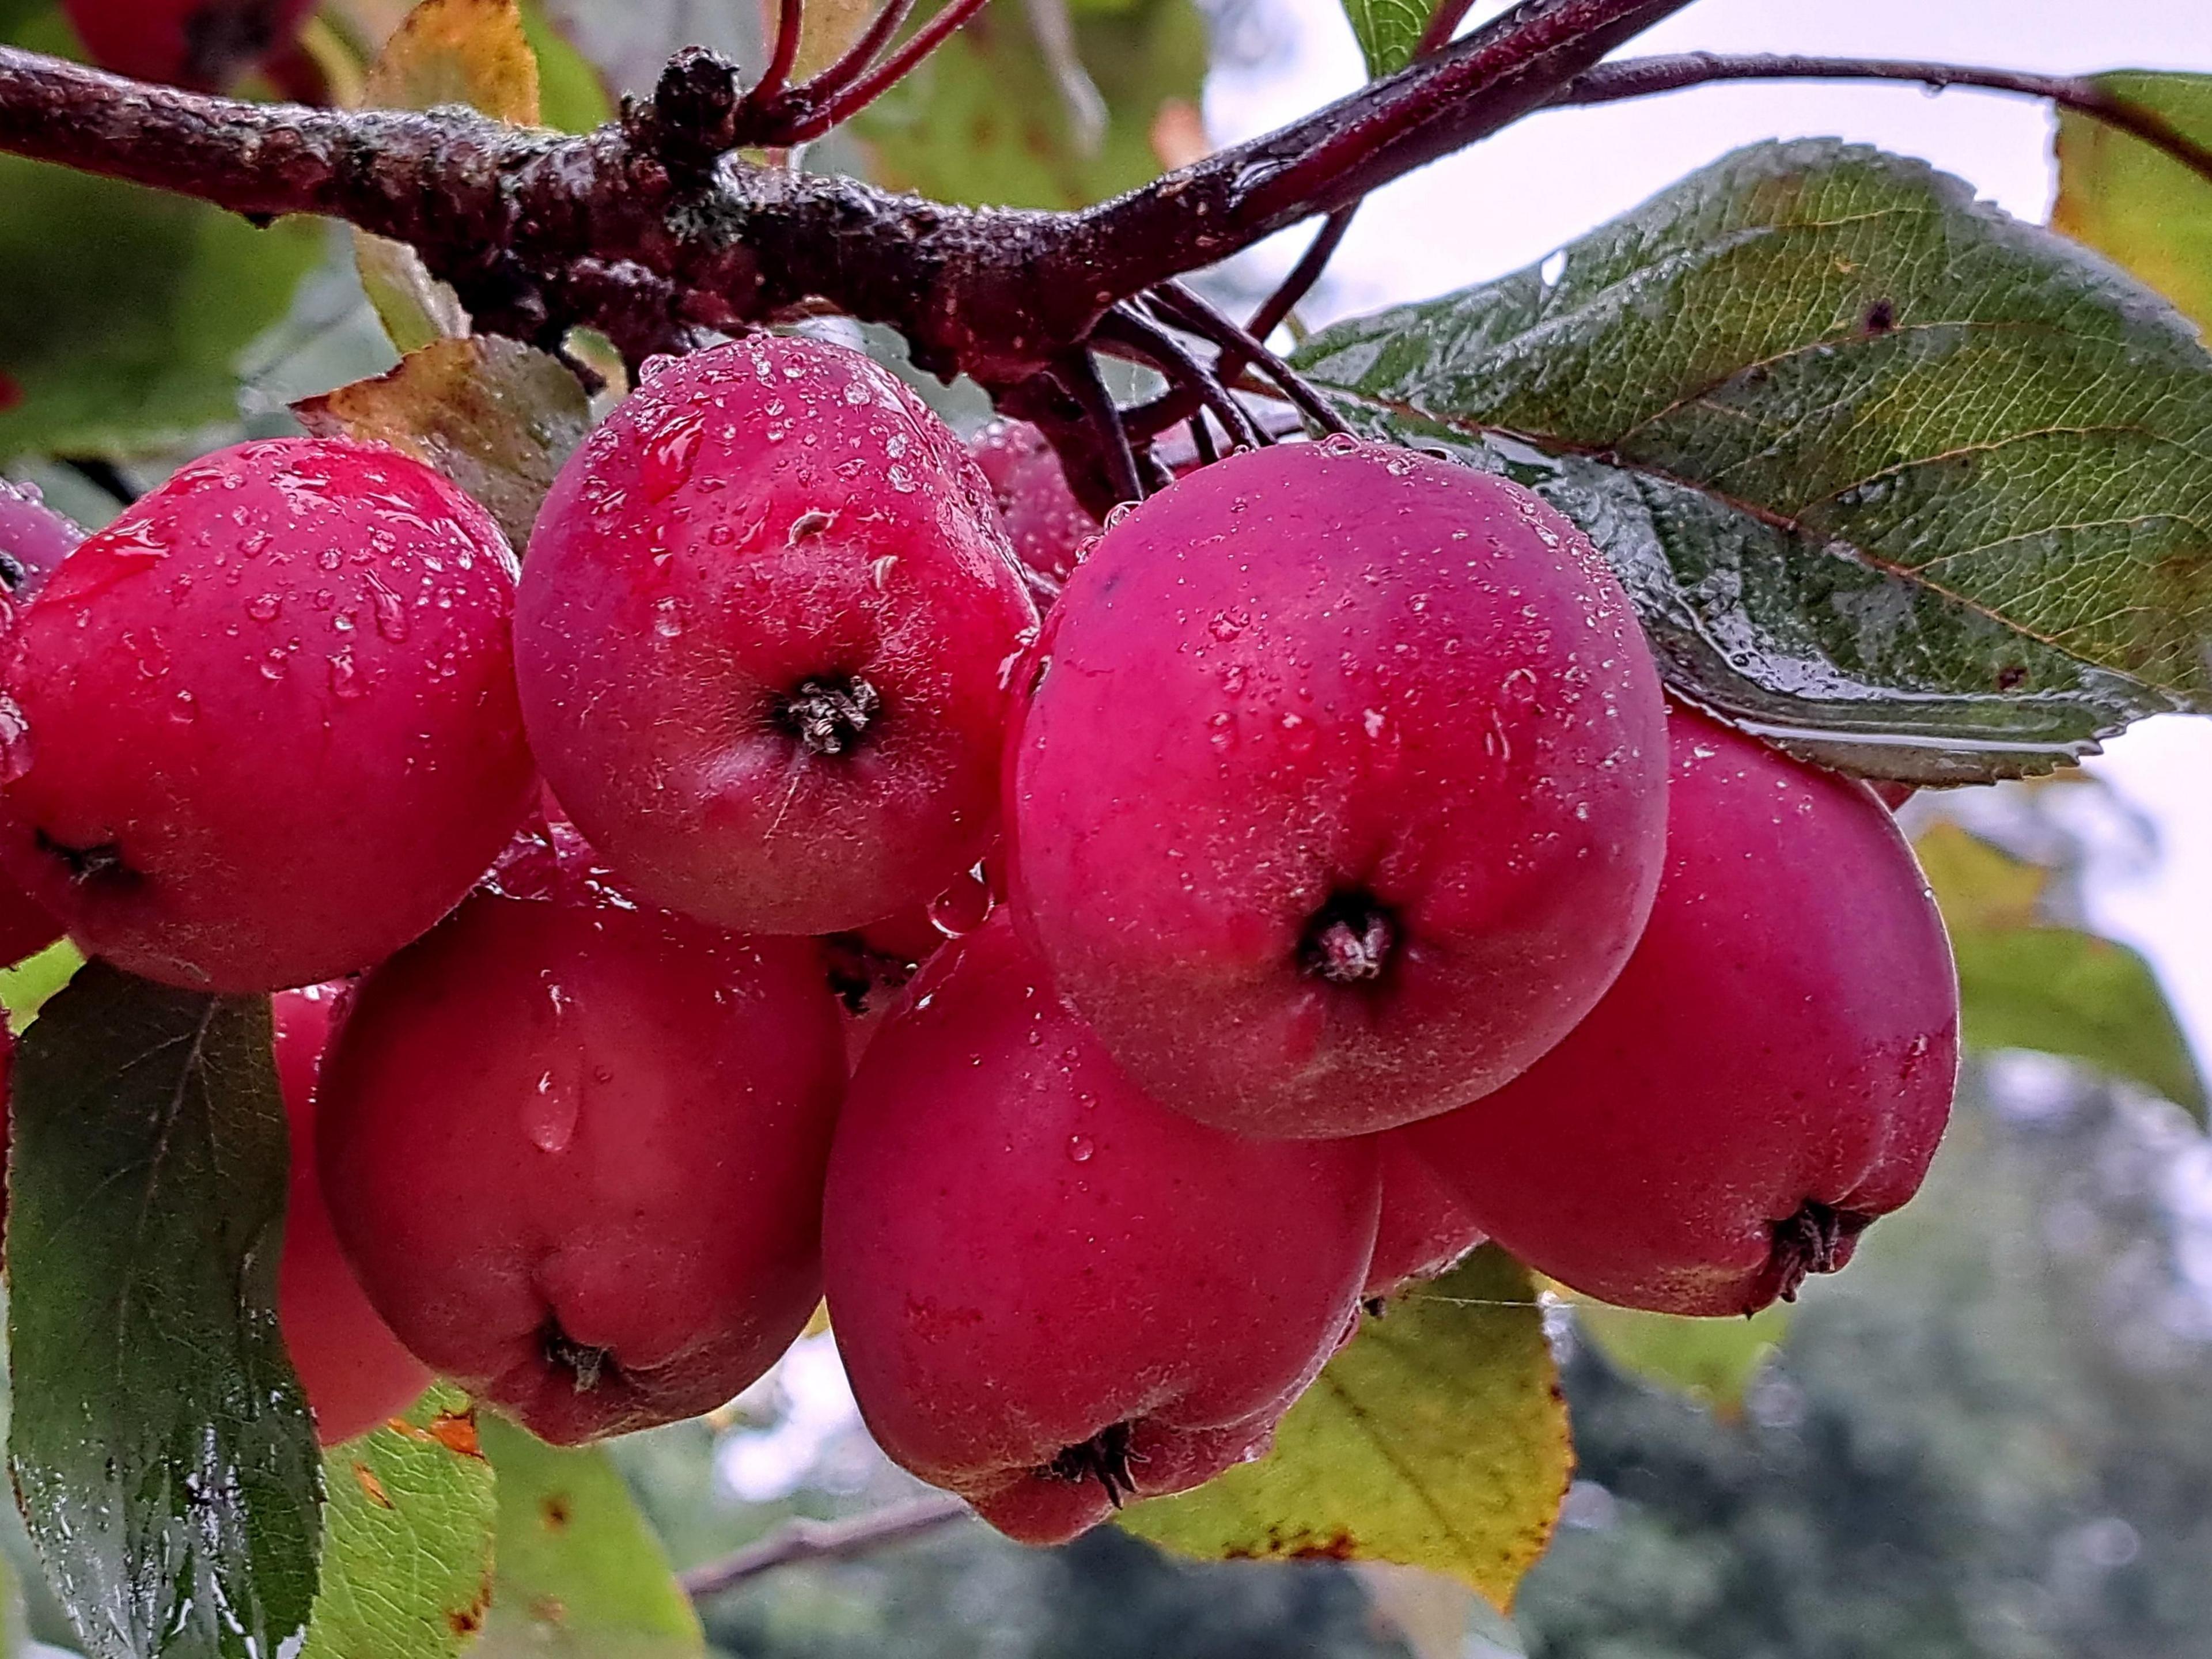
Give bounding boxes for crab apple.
[317,825,846,1444]
[0,484,78,968]
[1007,438,1669,1139]
[271,985,432,1446]
[516,335,1037,937]
[824,912,1380,1546]
[0,478,82,599]
[1406,705,1959,1317]
[968,419,1099,608]
[63,0,315,90]
[0,438,536,994]
[1362,1137,1486,1301]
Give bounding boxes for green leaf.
[6,965,322,1659]
[1571,1301,1787,1412]
[474,1415,706,1658]
[851,0,1207,210]
[302,1387,498,1659]
[1121,1247,1569,1610]
[520,0,613,133]
[1340,0,1435,78]
[0,45,322,459]
[0,938,81,1032]
[1918,821,2207,1120]
[293,334,591,550]
[1294,139,2212,783]
[355,0,544,352]
[2054,73,2212,336]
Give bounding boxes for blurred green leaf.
[0,7,320,459]
[293,334,590,549]
[852,0,1206,209]
[1571,1301,1787,1413]
[356,0,544,351]
[475,1415,706,1658]
[6,967,321,1659]
[1296,139,2212,783]
[2054,73,2212,336]
[521,0,613,132]
[1122,1248,1569,1610]
[1341,0,1435,78]
[1918,821,2207,1120]
[302,1387,498,1659]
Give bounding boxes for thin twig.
[1147,282,1349,434]
[1187,412,1219,465]
[1559,54,2212,190]
[1059,347,1145,505]
[1244,206,1357,358]
[1096,305,1265,449]
[1415,0,1484,56]
[782,0,917,114]
[748,0,808,113]
[787,0,996,141]
[681,1494,971,1599]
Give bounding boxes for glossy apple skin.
[516,336,1037,937]
[1362,1135,1486,1301]
[317,827,847,1444]
[968,419,1099,608]
[1007,439,1670,1138]
[0,438,536,994]
[824,912,1380,1544]
[271,986,433,1446]
[63,0,315,90]
[0,481,77,967]
[1407,705,1960,1317]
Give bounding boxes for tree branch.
[1560,54,2212,190]
[680,1494,971,1599]
[0,0,1691,384]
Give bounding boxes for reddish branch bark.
[0,0,1687,384]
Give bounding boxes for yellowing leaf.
[1121,1248,1569,1610]
[2054,73,2212,336]
[294,334,590,550]
[1915,820,2050,934]
[355,0,542,351]
[364,0,540,121]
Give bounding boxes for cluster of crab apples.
[0,332,1957,1545]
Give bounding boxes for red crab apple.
[63,0,316,89]
[0,480,79,967]
[1407,704,1960,1317]
[968,419,1099,608]
[317,824,846,1444]
[516,335,1037,937]
[1362,1136,1487,1301]
[824,912,1380,1546]
[0,438,536,994]
[1007,438,1670,1138]
[272,985,431,1446]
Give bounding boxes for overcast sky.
[1203,0,2212,1073]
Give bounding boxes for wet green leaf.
[302,1387,498,1659]
[1918,821,2207,1120]
[1571,1301,1787,1413]
[2054,73,2212,336]
[1341,0,1436,78]
[852,0,1207,210]
[1296,140,2212,782]
[1122,1248,1569,1610]
[293,334,591,549]
[474,1415,705,1658]
[6,966,321,1659]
